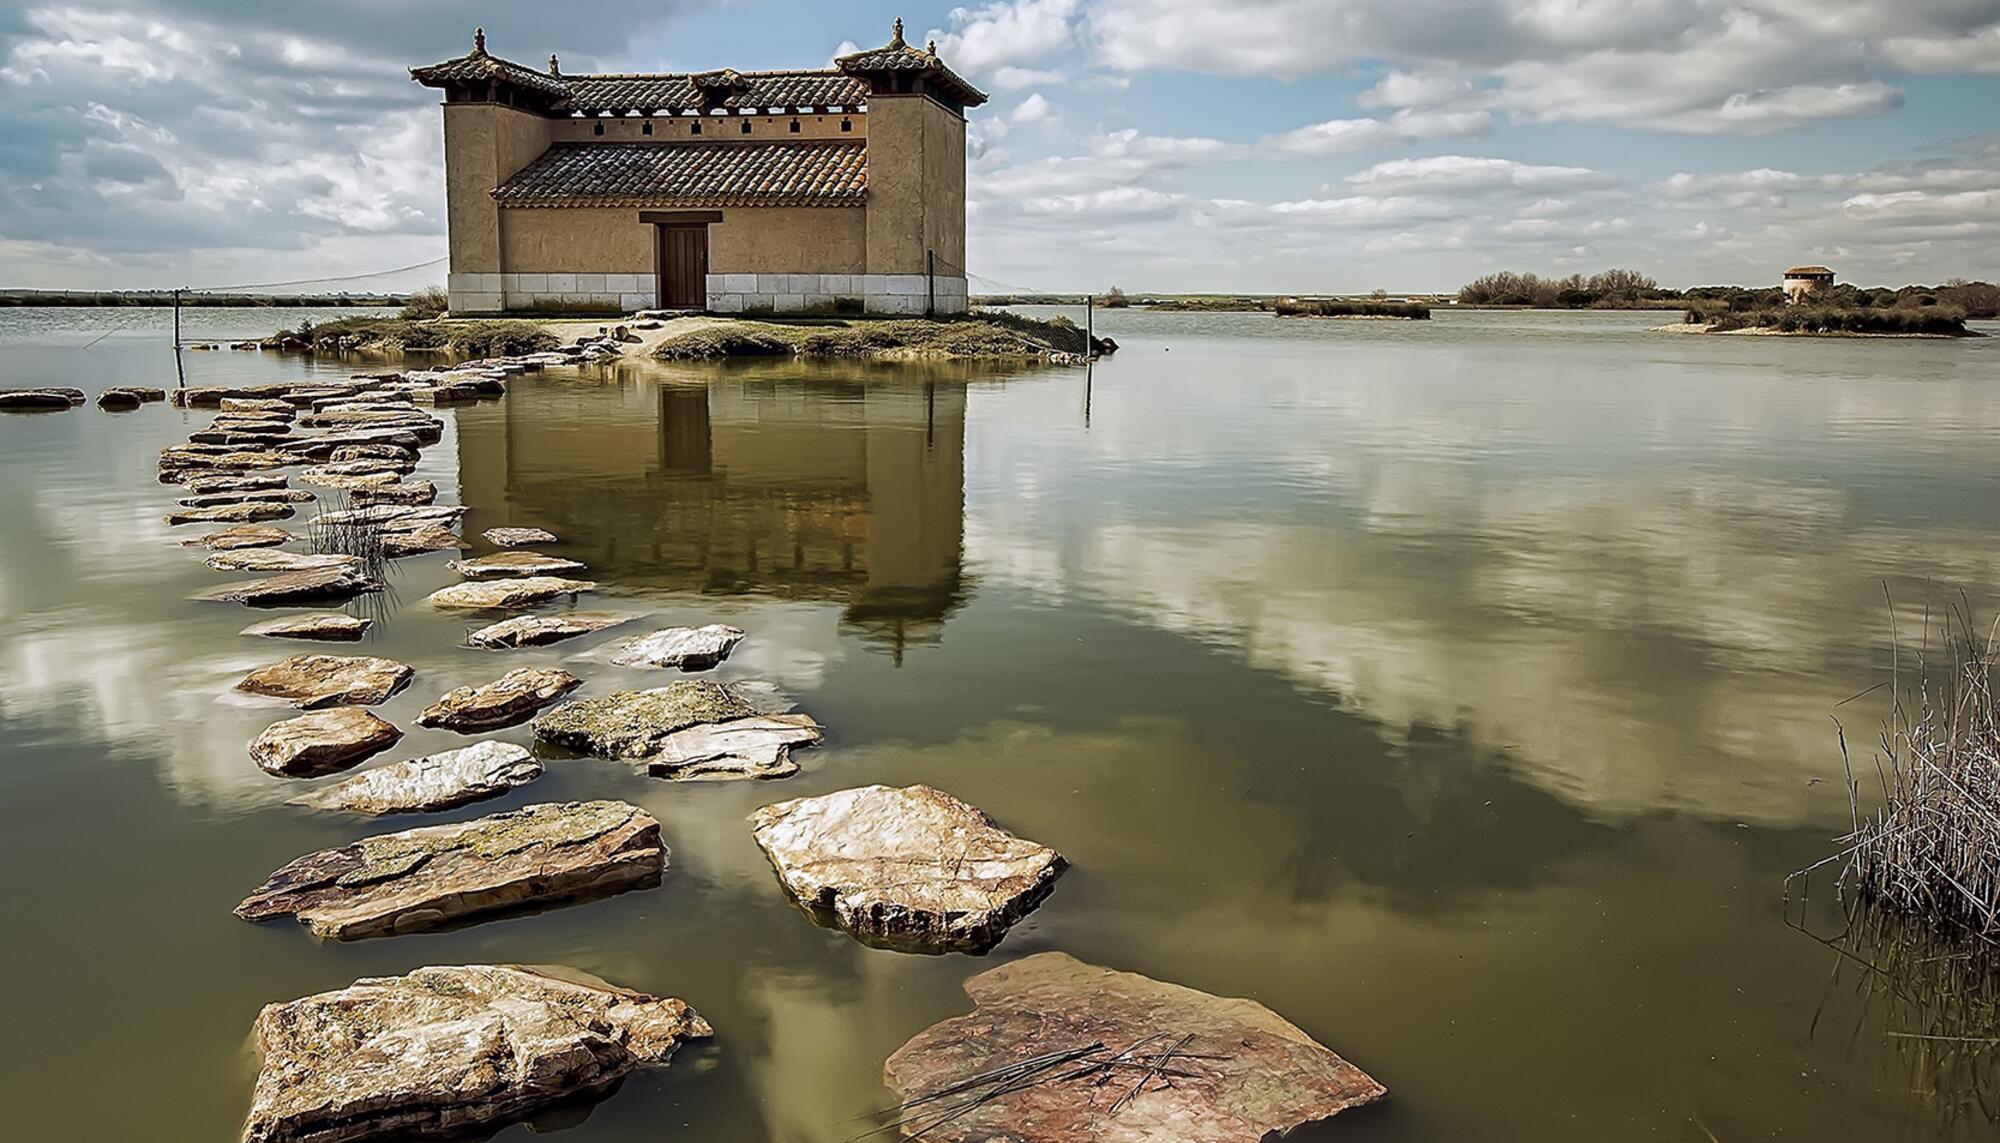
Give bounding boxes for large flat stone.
[749,784,1066,953]
[483,527,558,547]
[607,624,746,671]
[289,741,542,814]
[165,502,296,525]
[182,472,291,494]
[415,667,582,732]
[206,550,358,573]
[235,654,414,709]
[314,505,465,532]
[380,525,468,558]
[178,489,316,508]
[350,479,438,507]
[531,681,757,759]
[0,388,80,410]
[250,708,402,777]
[424,575,596,611]
[196,563,382,604]
[465,611,636,649]
[882,952,1387,1142]
[240,613,373,642]
[646,713,823,781]
[233,800,665,939]
[240,964,710,1143]
[181,524,294,551]
[448,550,588,580]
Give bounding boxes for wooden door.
[656,225,708,310]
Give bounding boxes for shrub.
[1684,304,1970,336]
[398,286,449,320]
[1274,298,1430,319]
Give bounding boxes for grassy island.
[651,312,1093,361]
[1671,304,1979,337]
[266,317,561,357]
[1274,298,1431,320]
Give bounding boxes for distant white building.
[1783,265,1834,304]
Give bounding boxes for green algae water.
[3,305,1999,1141]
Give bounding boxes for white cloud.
[1263,108,1492,155]
[1345,155,1611,193]
[1010,91,1056,123]
[928,0,1080,79]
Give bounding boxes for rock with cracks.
[207,550,358,573]
[749,784,1066,953]
[197,563,381,605]
[288,741,542,814]
[466,611,636,649]
[416,668,582,732]
[241,613,373,642]
[239,964,710,1143]
[647,714,824,781]
[483,526,558,547]
[233,800,664,940]
[607,624,746,671]
[532,681,757,759]
[381,525,467,558]
[165,501,297,526]
[448,550,588,580]
[882,952,1387,1142]
[250,708,402,777]
[425,575,595,611]
[182,524,294,550]
[235,654,414,709]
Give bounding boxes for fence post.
[926,250,936,318]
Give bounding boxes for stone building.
[1782,265,1834,303]
[412,20,984,316]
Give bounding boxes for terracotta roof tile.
[492,141,868,208]
[559,70,867,113]
[411,50,569,98]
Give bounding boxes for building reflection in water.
[455,369,969,661]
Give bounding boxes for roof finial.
[927,38,937,55]
[548,53,561,77]
[473,27,486,54]
[891,17,905,47]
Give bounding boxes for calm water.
[3,306,1998,1142]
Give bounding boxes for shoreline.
[1653,322,1984,339]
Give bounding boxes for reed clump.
[1685,304,1973,336]
[1274,298,1431,320]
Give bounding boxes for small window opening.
[690,120,702,135]
[841,117,852,132]
[642,120,653,136]
[740,118,752,134]
[789,119,801,133]
[593,121,604,136]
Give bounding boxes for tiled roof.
[559,70,867,113]
[835,20,987,107]
[1784,265,1834,276]
[492,141,868,208]
[411,41,569,98]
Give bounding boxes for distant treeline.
[0,291,405,308]
[1459,268,2000,317]
[1275,298,1430,319]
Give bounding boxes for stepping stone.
[181,524,293,550]
[415,667,582,732]
[240,965,710,1143]
[448,550,588,580]
[218,397,294,416]
[425,576,596,611]
[646,714,824,781]
[484,527,558,547]
[177,489,316,508]
[381,525,468,558]
[328,443,416,463]
[181,473,290,494]
[298,469,403,491]
[235,653,414,709]
[240,613,373,642]
[749,784,1067,953]
[233,800,665,940]
[165,502,296,525]
[207,550,358,573]
[96,388,144,410]
[607,624,745,671]
[0,388,80,410]
[196,563,381,604]
[250,707,402,777]
[350,479,438,507]
[288,741,542,814]
[532,681,757,759]
[466,611,636,649]
[884,952,1387,1142]
[316,504,465,531]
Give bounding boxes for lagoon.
[2,305,1998,1141]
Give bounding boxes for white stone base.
[706,272,969,316]
[448,272,654,315]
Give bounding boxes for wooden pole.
[172,287,182,348]
[1085,293,1093,356]
[927,250,936,318]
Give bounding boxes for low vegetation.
[272,317,559,357]
[1274,298,1431,319]
[398,286,450,321]
[1682,304,1973,336]
[1145,297,1273,312]
[1458,268,1673,308]
[651,312,1092,361]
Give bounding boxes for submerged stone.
[235,654,414,709]
[196,563,381,605]
[415,667,582,732]
[239,964,711,1143]
[646,713,824,781]
[424,575,596,611]
[883,952,1388,1142]
[749,784,1066,953]
[233,800,665,940]
[483,526,558,547]
[250,707,402,777]
[607,624,746,671]
[288,741,542,815]
[465,611,636,649]
[165,501,297,526]
[447,550,588,580]
[531,681,757,759]
[240,613,373,642]
[182,524,294,550]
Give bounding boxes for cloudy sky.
[3,0,1997,293]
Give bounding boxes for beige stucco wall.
[550,112,865,143]
[442,103,554,274]
[862,93,967,275]
[496,205,865,275]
